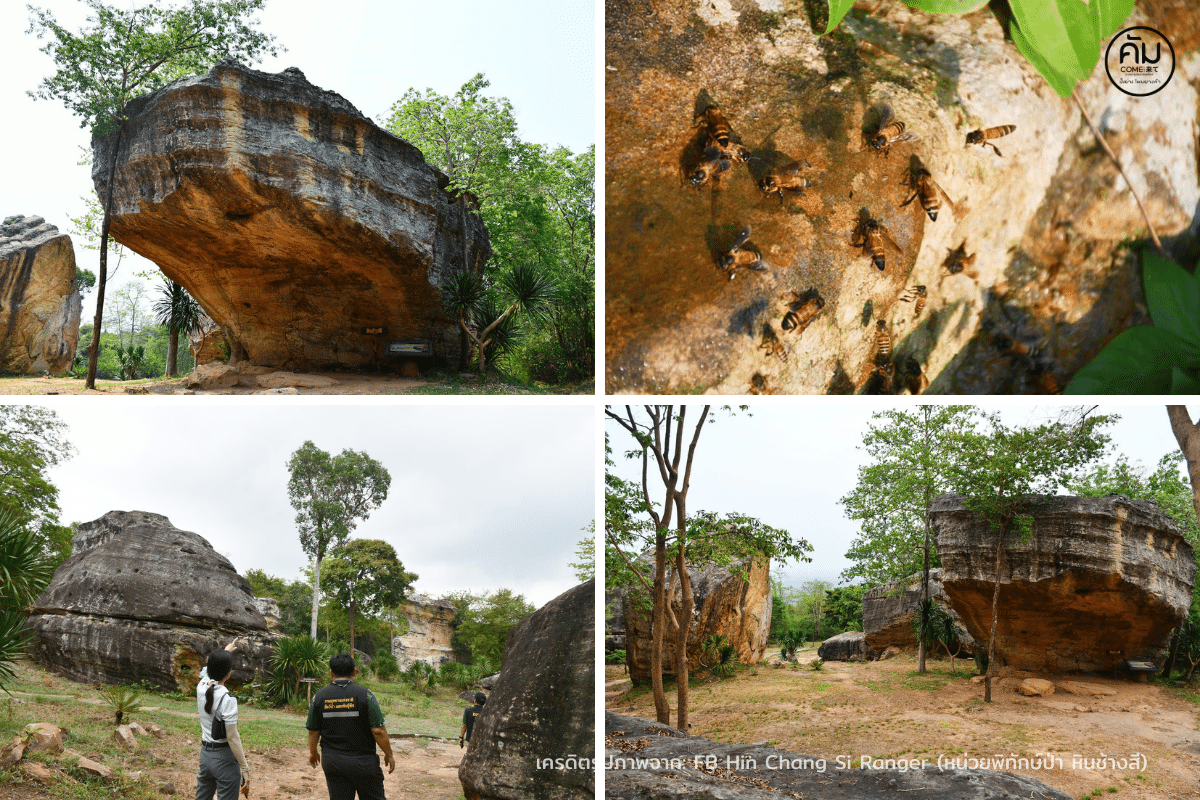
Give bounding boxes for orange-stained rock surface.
[92,60,489,371]
[931,494,1196,673]
[622,554,771,683]
[394,594,456,668]
[0,215,81,375]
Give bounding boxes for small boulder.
[76,756,112,779]
[256,371,337,389]
[24,722,63,753]
[22,761,57,785]
[880,646,902,660]
[127,722,149,737]
[0,737,25,767]
[147,723,166,739]
[185,362,238,389]
[1055,681,1117,697]
[160,781,177,795]
[251,387,299,395]
[817,631,876,662]
[1017,678,1056,697]
[114,725,138,750]
[479,672,499,689]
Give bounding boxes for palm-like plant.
[97,684,142,725]
[442,263,556,376]
[268,635,329,705]
[152,277,203,377]
[404,661,438,694]
[0,511,54,689]
[115,344,146,380]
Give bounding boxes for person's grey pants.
[196,743,241,800]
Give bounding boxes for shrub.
[268,635,329,706]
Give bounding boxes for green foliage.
[823,585,867,634]
[607,649,627,665]
[115,344,146,380]
[403,661,439,695]
[96,684,142,725]
[778,629,802,661]
[823,0,856,33]
[446,589,536,668]
[569,522,596,582]
[0,612,31,688]
[321,539,415,652]
[268,635,329,706]
[244,569,313,637]
[1068,451,1199,544]
[75,267,97,295]
[373,649,399,682]
[1067,251,1200,393]
[0,407,74,558]
[152,277,203,376]
[0,509,56,615]
[809,658,825,671]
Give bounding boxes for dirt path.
[607,651,1200,800]
[0,373,434,396]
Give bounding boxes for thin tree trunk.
[349,599,356,656]
[674,507,693,732]
[651,525,669,724]
[1167,407,1200,525]
[166,328,179,377]
[919,410,933,673]
[985,523,1004,702]
[86,124,125,390]
[310,556,323,640]
[1163,626,1182,681]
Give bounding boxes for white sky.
[40,400,596,608]
[605,402,1199,592]
[1,0,596,322]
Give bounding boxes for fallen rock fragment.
[0,737,25,768]
[185,362,239,390]
[22,761,58,785]
[114,725,137,750]
[1055,681,1118,697]
[76,756,111,779]
[25,722,63,753]
[255,371,337,389]
[1017,678,1056,697]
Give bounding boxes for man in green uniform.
[307,654,395,800]
[459,692,486,748]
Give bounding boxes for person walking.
[196,638,250,799]
[307,654,395,800]
[459,692,486,749]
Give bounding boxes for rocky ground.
[606,649,1200,799]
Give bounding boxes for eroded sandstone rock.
[863,568,975,654]
[27,511,278,691]
[0,215,81,375]
[818,630,875,662]
[931,494,1196,672]
[620,554,771,683]
[393,594,456,669]
[92,60,490,371]
[606,711,1072,799]
[604,1,1199,394]
[459,579,593,800]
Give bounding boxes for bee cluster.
[687,96,1014,394]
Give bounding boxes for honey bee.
[943,241,976,276]
[748,373,775,395]
[782,289,824,334]
[965,125,1016,156]
[902,166,955,221]
[868,104,918,157]
[874,319,892,363]
[896,355,927,395]
[758,162,809,200]
[898,284,927,317]
[760,324,787,363]
[688,146,732,188]
[694,105,750,163]
[852,217,901,271]
[721,226,768,279]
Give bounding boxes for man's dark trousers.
[321,749,385,800]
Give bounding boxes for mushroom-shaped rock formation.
[604,1,1199,394]
[27,511,278,691]
[392,594,456,668]
[91,60,490,371]
[931,494,1196,673]
[619,554,771,683]
[458,579,593,800]
[0,215,81,375]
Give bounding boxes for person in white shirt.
[196,638,251,799]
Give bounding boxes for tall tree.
[948,408,1114,702]
[321,539,415,656]
[0,407,75,554]
[27,0,280,389]
[446,589,536,667]
[152,277,203,376]
[286,441,391,639]
[839,406,977,671]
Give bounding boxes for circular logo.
[1105,26,1175,97]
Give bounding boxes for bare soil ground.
[606,648,1200,800]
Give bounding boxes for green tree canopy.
[0,407,74,548]
[286,441,391,638]
[321,539,415,655]
[447,589,536,668]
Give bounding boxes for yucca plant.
[404,661,438,695]
[810,658,825,671]
[97,684,142,725]
[268,635,329,705]
[712,643,738,679]
[442,263,556,375]
[0,511,53,690]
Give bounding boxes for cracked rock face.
[620,555,771,683]
[0,215,81,375]
[605,712,1072,799]
[459,579,594,800]
[27,511,277,691]
[92,60,490,371]
[863,568,975,653]
[393,594,456,668]
[931,494,1196,672]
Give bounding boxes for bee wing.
[732,225,752,250]
[878,224,904,254]
[933,180,958,214]
[875,104,894,134]
[894,131,919,144]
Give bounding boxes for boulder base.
[818,631,876,662]
[932,494,1196,672]
[0,215,81,375]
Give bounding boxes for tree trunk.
[1167,406,1200,525]
[1163,625,1182,681]
[985,523,1004,702]
[166,327,179,377]
[87,124,125,390]
[349,598,356,656]
[674,513,693,732]
[310,556,323,640]
[918,406,933,673]
[651,525,669,725]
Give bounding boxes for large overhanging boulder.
[931,494,1196,673]
[863,568,975,654]
[621,554,771,683]
[0,215,81,375]
[91,59,490,371]
[458,579,594,800]
[605,711,1072,799]
[392,594,455,669]
[26,511,278,691]
[604,1,1199,394]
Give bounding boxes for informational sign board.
[386,340,432,356]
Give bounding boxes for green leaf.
[1171,368,1200,394]
[1064,327,1200,394]
[1142,249,1200,347]
[1011,23,1076,99]
[1008,0,1135,98]
[825,0,857,34]
[901,0,989,15]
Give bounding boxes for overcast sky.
[40,401,595,608]
[2,0,596,322]
[605,402,1198,591]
